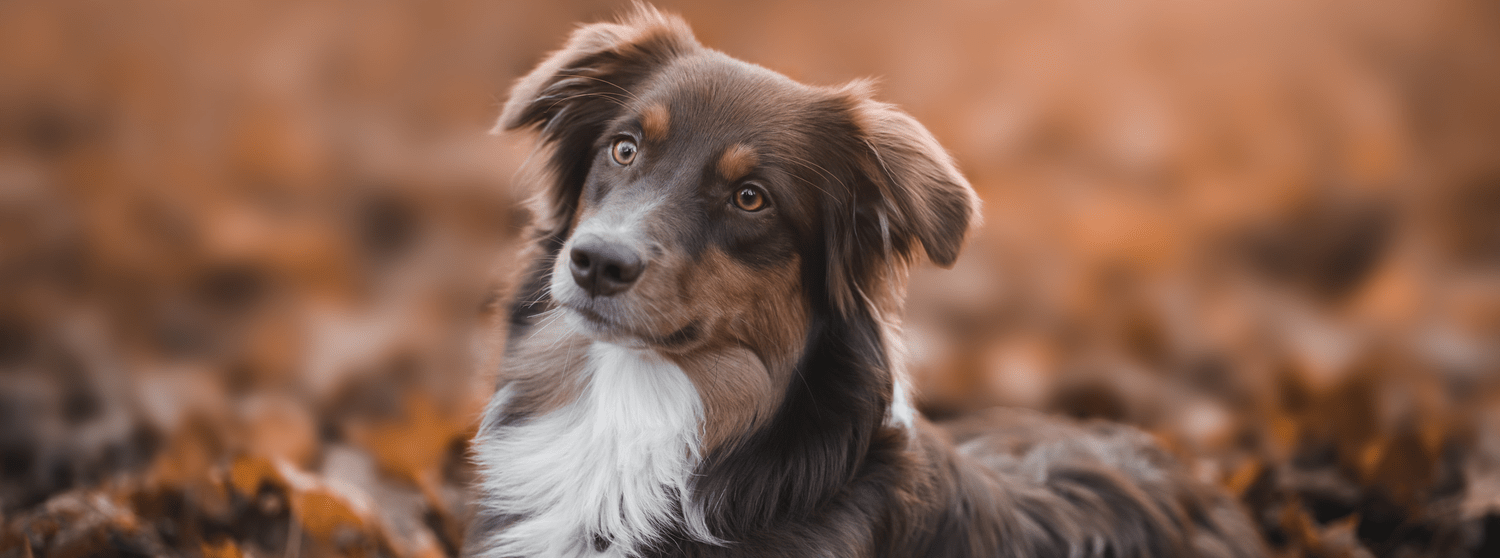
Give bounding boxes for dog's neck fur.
[472,337,722,558]
[472,292,909,558]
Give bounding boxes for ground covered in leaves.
[2,1,1499,557]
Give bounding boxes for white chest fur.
[472,342,718,558]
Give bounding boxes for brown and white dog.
[467,6,1268,558]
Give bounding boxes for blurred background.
[1,0,1498,556]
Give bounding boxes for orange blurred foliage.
[1,0,1498,556]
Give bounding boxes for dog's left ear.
[848,95,981,268]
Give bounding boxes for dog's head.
[501,6,979,362]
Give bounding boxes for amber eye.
[611,138,638,165]
[733,185,768,212]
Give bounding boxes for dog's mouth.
[563,302,702,349]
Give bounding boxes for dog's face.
[547,60,829,363]
[478,12,985,550]
[503,8,978,366]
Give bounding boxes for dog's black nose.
[569,236,645,296]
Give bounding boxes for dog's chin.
[559,303,703,353]
[562,307,650,349]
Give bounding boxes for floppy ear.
[848,94,981,269]
[498,6,698,231]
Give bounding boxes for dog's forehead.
[598,53,853,228]
[635,53,830,144]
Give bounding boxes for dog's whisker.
[776,152,845,191]
[765,153,840,201]
[541,90,633,114]
[556,74,649,106]
[762,153,846,205]
[518,282,554,308]
[525,310,566,345]
[782,167,837,202]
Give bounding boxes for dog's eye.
[733,185,768,212]
[611,138,638,165]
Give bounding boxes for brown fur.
[487,311,591,424]
[666,247,806,452]
[641,103,671,142]
[469,5,1269,557]
[716,143,759,182]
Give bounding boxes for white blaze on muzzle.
[560,192,665,299]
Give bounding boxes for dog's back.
[925,408,1265,557]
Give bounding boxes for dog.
[466,6,1268,558]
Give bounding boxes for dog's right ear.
[498,6,697,133]
[498,6,698,231]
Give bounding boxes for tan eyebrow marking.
[640,103,670,142]
[717,143,759,181]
